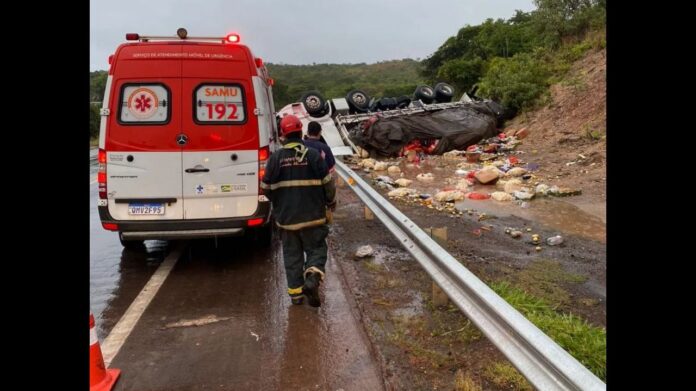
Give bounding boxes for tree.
[90,104,100,139]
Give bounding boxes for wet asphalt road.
[90,150,383,390]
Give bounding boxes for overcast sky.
[90,0,535,71]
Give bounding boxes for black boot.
[303,272,322,307]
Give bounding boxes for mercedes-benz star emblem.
[176,134,188,145]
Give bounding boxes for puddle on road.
[454,197,606,243]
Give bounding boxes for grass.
[454,369,482,391]
[514,259,587,309]
[491,281,606,380]
[484,362,533,391]
[362,259,383,273]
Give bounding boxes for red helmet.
[279,114,303,136]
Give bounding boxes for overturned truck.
[276,84,511,157]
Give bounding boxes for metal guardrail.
[334,160,606,391]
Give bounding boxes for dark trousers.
[281,224,329,294]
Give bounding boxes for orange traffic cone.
[90,313,120,391]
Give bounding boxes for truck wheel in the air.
[300,90,327,116]
[414,85,435,104]
[396,95,411,108]
[434,82,454,102]
[346,89,370,113]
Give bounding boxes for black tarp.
[350,102,501,156]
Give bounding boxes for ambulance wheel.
[119,234,145,250]
[253,225,273,247]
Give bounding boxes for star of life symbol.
[196,185,204,194]
[134,95,151,112]
[127,87,159,119]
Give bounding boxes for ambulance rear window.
[119,84,170,124]
[194,84,246,124]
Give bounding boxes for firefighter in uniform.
[261,114,336,307]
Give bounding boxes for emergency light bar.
[125,29,241,44]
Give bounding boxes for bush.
[478,52,551,111]
[436,57,485,94]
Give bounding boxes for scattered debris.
[535,184,550,196]
[416,173,435,182]
[250,331,260,341]
[163,315,232,329]
[360,158,376,169]
[455,179,470,191]
[355,245,374,258]
[475,168,500,185]
[395,178,413,187]
[375,175,396,186]
[467,192,490,200]
[355,146,370,158]
[388,188,417,197]
[506,167,528,177]
[547,235,564,246]
[491,191,514,202]
[388,165,401,174]
[503,179,524,194]
[373,162,388,171]
[434,190,465,202]
[513,188,535,200]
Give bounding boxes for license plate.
[128,203,165,215]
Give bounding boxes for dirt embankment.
[507,48,606,219]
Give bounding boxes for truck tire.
[300,91,327,116]
[368,97,378,112]
[376,97,398,110]
[119,233,145,250]
[434,82,454,102]
[346,89,370,113]
[395,95,411,108]
[414,85,435,104]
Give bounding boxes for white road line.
[100,241,187,367]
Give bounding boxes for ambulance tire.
[253,224,273,247]
[119,234,145,250]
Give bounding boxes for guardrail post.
[425,227,449,307]
[364,206,374,220]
